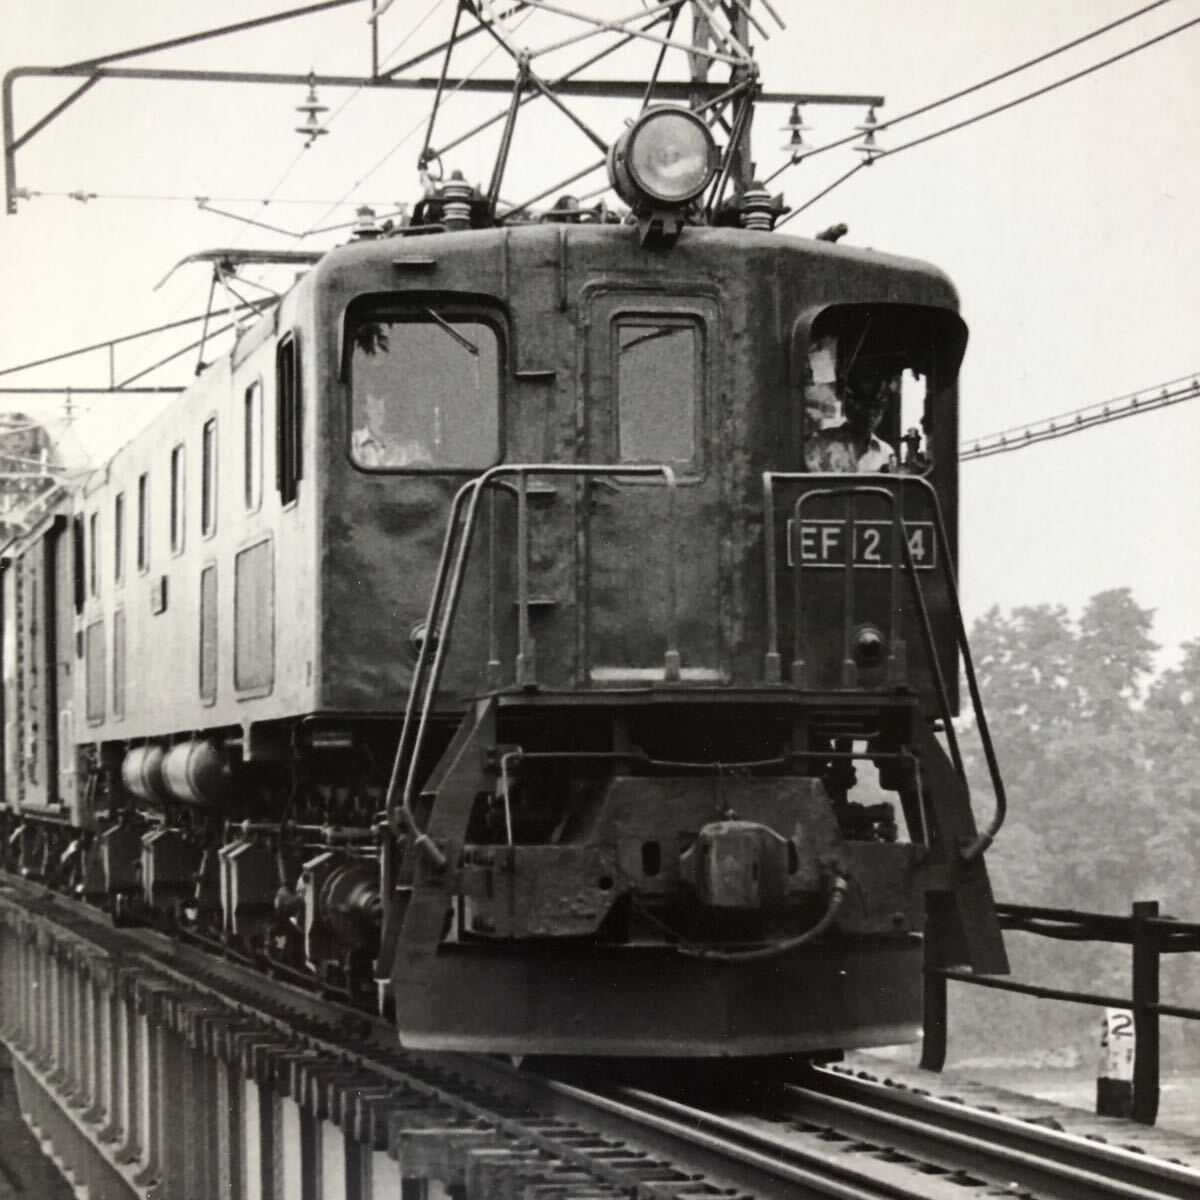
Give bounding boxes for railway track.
[1,877,1197,1199]
[548,1065,1200,1200]
[793,1067,1200,1198]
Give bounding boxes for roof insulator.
[440,170,474,232]
[295,71,329,144]
[351,206,380,240]
[853,106,883,163]
[780,102,811,160]
[735,182,788,232]
[740,182,773,230]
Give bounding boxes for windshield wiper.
[424,307,479,356]
[619,326,689,355]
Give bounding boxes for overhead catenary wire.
[24,0,1190,227]
[774,162,866,227]
[886,11,1200,158]
[112,0,448,384]
[780,6,1200,219]
[16,190,416,207]
[243,0,448,220]
[764,0,1180,185]
[960,373,1200,461]
[298,3,538,237]
[11,3,1197,408]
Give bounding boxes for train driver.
[804,355,899,473]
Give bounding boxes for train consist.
[0,103,1007,1057]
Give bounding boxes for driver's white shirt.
[804,424,895,472]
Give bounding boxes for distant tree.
[1140,638,1200,913]
[962,588,1170,911]
[948,592,1199,1064]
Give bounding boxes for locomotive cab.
[780,301,967,704]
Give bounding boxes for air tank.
[162,738,234,806]
[120,744,172,805]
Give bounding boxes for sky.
[1,0,1197,664]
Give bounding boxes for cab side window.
[137,472,150,572]
[276,336,302,505]
[244,381,263,513]
[170,444,185,554]
[201,417,217,537]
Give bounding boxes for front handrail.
[791,484,904,688]
[384,463,679,838]
[919,489,1007,861]
[761,470,1006,863]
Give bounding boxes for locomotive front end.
[306,200,1007,1056]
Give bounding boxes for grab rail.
[761,470,1006,862]
[383,463,679,837]
[790,484,905,688]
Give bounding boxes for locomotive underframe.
[375,684,1001,1053]
[0,682,1001,1056]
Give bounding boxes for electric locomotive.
[0,104,1007,1057]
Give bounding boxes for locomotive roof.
[305,222,961,312]
[49,220,960,506]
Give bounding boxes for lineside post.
[1130,899,1160,1124]
[920,930,948,1071]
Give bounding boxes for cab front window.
[348,308,501,471]
[614,316,700,467]
[798,304,966,476]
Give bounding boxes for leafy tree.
[963,588,1168,911]
[946,591,1199,1065]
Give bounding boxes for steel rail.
[797,1066,1200,1200]
[591,1075,1200,1200]
[6,873,1198,1199]
[564,1081,1020,1199]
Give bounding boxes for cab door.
[580,288,724,685]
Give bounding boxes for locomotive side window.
[137,472,149,573]
[201,418,217,537]
[234,538,274,693]
[199,564,217,704]
[348,311,500,470]
[113,492,124,585]
[85,618,105,724]
[112,608,125,720]
[72,514,84,614]
[244,381,263,513]
[170,444,185,554]
[277,336,302,505]
[88,512,99,597]
[614,317,700,466]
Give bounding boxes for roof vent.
[351,205,380,240]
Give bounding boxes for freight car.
[0,105,1007,1057]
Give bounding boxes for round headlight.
[608,106,719,209]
